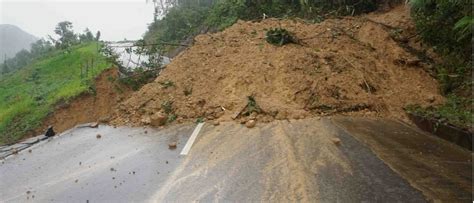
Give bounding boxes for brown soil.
[33,68,132,135]
[112,6,444,126]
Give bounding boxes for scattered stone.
[168,142,177,150]
[26,191,31,194]
[166,161,169,164]
[427,95,436,103]
[28,149,32,153]
[331,138,341,146]
[245,120,256,128]
[212,120,220,126]
[12,148,18,154]
[75,179,78,183]
[110,167,116,172]
[89,122,99,128]
[150,112,167,127]
[96,134,102,139]
[144,130,148,134]
[98,116,111,123]
[141,116,151,125]
[45,126,56,137]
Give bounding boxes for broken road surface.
[0,117,471,202]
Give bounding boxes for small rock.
[427,95,436,103]
[89,122,99,128]
[213,120,220,126]
[141,116,151,125]
[99,116,111,123]
[12,148,18,154]
[28,149,32,153]
[150,112,167,127]
[245,120,256,128]
[331,138,341,146]
[75,179,78,183]
[168,142,177,150]
[96,134,102,139]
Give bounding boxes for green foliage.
[79,28,96,43]
[159,80,175,88]
[411,0,471,60]
[409,0,472,129]
[144,0,394,53]
[0,42,109,144]
[196,117,204,123]
[143,6,209,47]
[54,21,78,49]
[243,96,262,116]
[118,68,159,91]
[1,22,99,75]
[406,95,473,129]
[205,0,247,30]
[161,100,174,114]
[167,113,177,123]
[266,28,296,46]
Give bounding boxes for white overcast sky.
[0,0,155,41]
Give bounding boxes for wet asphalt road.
[0,117,471,202]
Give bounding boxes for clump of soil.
[33,68,132,135]
[112,6,443,126]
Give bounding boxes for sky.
[0,0,156,41]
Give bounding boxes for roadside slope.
[0,43,109,144]
[33,68,132,135]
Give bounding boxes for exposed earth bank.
[31,68,132,136]
[111,5,443,127]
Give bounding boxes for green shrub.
[406,95,473,129]
[266,28,296,46]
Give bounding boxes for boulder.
[150,112,167,127]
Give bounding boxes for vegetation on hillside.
[407,0,472,129]
[1,21,100,75]
[0,42,109,144]
[143,0,393,49]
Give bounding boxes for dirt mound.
[33,68,132,135]
[112,6,443,126]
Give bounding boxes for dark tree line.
[1,21,101,75]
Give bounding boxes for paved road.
[0,117,471,202]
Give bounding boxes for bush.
[266,28,296,46]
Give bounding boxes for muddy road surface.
[0,117,471,202]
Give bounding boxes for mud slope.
[34,68,132,135]
[112,6,443,126]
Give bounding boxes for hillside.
[0,24,38,61]
[112,6,444,127]
[0,42,110,144]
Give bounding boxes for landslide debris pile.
[112,7,443,126]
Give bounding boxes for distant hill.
[0,24,38,61]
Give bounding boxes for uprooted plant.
[266,28,297,46]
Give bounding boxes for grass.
[0,42,109,144]
[406,95,473,130]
